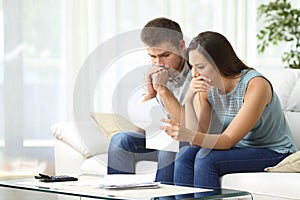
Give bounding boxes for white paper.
[103,174,154,185]
[128,96,179,152]
[16,179,212,199]
[98,174,159,189]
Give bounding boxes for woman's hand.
[190,75,211,93]
[160,118,197,142]
[185,74,211,105]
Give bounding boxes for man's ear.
[179,40,186,52]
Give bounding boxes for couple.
[107,17,296,189]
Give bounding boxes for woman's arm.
[191,77,272,149]
[162,77,272,149]
[184,88,198,130]
[185,74,212,132]
[196,92,212,133]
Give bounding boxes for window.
[0,0,65,173]
[0,0,4,146]
[22,1,65,145]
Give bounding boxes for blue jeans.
[107,131,176,184]
[174,146,290,189]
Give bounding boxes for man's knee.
[109,132,132,150]
[109,131,144,152]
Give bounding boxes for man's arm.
[142,90,156,102]
[157,87,182,123]
[149,68,184,122]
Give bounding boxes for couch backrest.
[257,68,300,149]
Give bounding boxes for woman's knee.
[194,149,218,172]
[194,150,221,188]
[175,146,199,169]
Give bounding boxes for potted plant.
[257,0,300,69]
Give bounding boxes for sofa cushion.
[285,112,300,148]
[221,172,300,199]
[90,112,137,139]
[51,121,109,158]
[286,77,300,112]
[257,68,300,110]
[51,122,92,158]
[264,150,300,172]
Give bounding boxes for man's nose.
[154,57,164,66]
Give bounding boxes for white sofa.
[51,68,300,199]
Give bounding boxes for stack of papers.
[100,182,160,190]
[98,174,160,190]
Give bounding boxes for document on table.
[46,174,158,190]
[16,176,212,199]
[128,97,179,152]
[98,174,159,190]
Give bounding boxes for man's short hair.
[141,17,183,48]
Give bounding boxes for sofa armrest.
[50,121,109,158]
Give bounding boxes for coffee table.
[0,177,252,199]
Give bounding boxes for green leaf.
[257,0,300,68]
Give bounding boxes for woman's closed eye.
[195,64,204,69]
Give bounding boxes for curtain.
[1,0,65,175]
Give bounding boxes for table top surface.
[0,176,252,200]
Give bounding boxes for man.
[107,17,191,184]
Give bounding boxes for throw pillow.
[264,150,300,172]
[50,121,92,158]
[90,112,138,139]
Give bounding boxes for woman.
[160,31,297,189]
